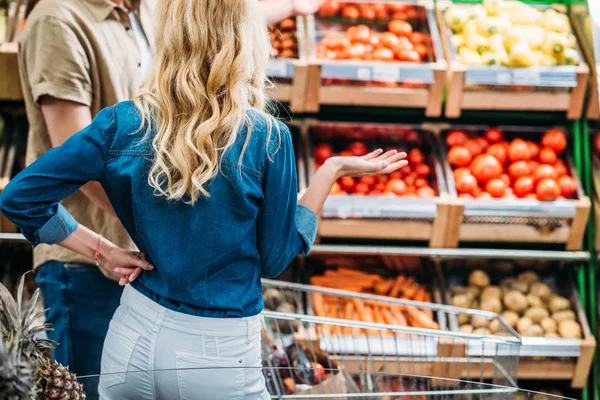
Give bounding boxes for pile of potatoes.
[451,270,582,339]
[264,287,302,333]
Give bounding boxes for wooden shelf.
[0,42,22,101]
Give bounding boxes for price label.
[266,59,289,78]
[512,68,541,86]
[372,64,400,82]
[496,71,512,85]
[356,67,372,81]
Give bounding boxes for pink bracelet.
[95,235,103,266]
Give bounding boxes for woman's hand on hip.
[99,245,155,286]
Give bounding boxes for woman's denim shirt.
[0,101,317,317]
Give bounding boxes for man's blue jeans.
[35,261,122,378]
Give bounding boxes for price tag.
[372,64,400,82]
[266,59,289,78]
[356,67,372,81]
[496,71,512,85]
[512,68,541,86]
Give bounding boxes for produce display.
[312,124,438,198]
[270,18,299,59]
[445,126,578,201]
[445,0,580,67]
[318,1,421,21]
[310,268,440,331]
[451,270,583,339]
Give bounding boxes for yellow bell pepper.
[513,26,545,50]
[476,16,509,36]
[543,31,570,55]
[559,48,580,65]
[459,47,483,65]
[468,5,487,21]
[445,6,470,33]
[489,35,509,63]
[542,9,571,34]
[509,42,535,67]
[533,51,557,67]
[481,52,503,65]
[451,34,465,50]
[507,6,542,26]
[483,0,504,16]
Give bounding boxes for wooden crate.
[444,270,596,388]
[304,120,452,247]
[438,4,589,119]
[592,159,600,251]
[266,16,310,112]
[304,4,446,116]
[0,42,23,101]
[440,125,591,250]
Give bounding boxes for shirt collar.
[87,0,141,21]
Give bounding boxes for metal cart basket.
[260,279,522,399]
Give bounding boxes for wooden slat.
[566,196,591,251]
[567,63,590,120]
[319,218,433,241]
[0,42,23,101]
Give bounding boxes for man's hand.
[291,0,324,15]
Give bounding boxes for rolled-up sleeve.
[0,107,116,246]
[257,121,317,279]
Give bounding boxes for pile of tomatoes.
[319,1,421,21]
[270,18,298,59]
[315,141,436,198]
[317,21,428,62]
[593,134,600,156]
[446,127,577,201]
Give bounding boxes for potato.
[468,270,490,288]
[263,288,282,309]
[529,282,552,301]
[501,311,520,328]
[481,286,502,300]
[480,297,502,314]
[524,307,549,323]
[540,317,557,333]
[457,313,470,325]
[524,324,544,337]
[472,316,489,329]
[552,310,576,322]
[453,294,471,308]
[526,294,544,308]
[489,319,499,334]
[549,296,571,313]
[473,327,491,335]
[276,302,295,314]
[518,271,540,285]
[499,277,516,290]
[465,287,481,301]
[503,291,528,313]
[459,325,474,333]
[545,332,560,338]
[451,286,468,296]
[511,280,529,293]
[558,320,582,339]
[517,317,533,335]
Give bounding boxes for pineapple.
[0,273,86,400]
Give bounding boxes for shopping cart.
[260,279,522,399]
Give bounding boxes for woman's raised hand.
[331,149,408,178]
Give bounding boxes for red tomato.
[388,20,413,37]
[465,139,483,157]
[541,128,567,154]
[414,44,427,60]
[484,127,504,144]
[446,130,469,147]
[377,175,389,184]
[554,162,568,177]
[526,141,540,160]
[395,49,420,62]
[338,150,354,157]
[314,144,334,164]
[319,1,341,16]
[558,176,577,198]
[341,5,360,19]
[398,165,411,177]
[380,32,400,49]
[499,174,511,187]
[476,137,489,151]
[408,149,425,165]
[415,178,427,188]
[351,24,371,44]
[594,135,600,155]
[534,164,558,182]
[373,47,394,61]
[349,43,367,59]
[528,160,539,172]
[478,192,493,199]
[536,178,561,201]
[470,154,503,184]
[524,193,537,199]
[330,182,342,194]
[404,172,417,186]
[385,179,407,195]
[455,174,478,195]
[374,182,386,192]
[508,161,531,180]
[359,4,376,19]
[448,146,472,168]
[322,34,350,50]
[539,147,558,164]
[486,144,508,165]
[417,186,435,197]
[508,139,531,162]
[390,170,403,180]
[359,175,376,187]
[347,141,369,157]
[354,182,370,194]
[415,164,431,178]
[369,32,381,47]
[485,179,507,198]
[513,176,534,198]
[410,32,426,45]
[454,167,471,178]
[339,176,355,193]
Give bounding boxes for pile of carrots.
[310,268,439,333]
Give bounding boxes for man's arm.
[260,0,324,25]
[40,96,116,216]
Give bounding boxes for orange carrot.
[413,287,427,302]
[312,293,326,317]
[381,307,398,325]
[405,306,439,330]
[388,275,406,298]
[352,298,365,321]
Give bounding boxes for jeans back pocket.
[99,324,140,389]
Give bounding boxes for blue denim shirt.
[0,101,317,318]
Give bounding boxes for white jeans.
[99,285,269,399]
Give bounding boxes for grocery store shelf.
[311,244,590,262]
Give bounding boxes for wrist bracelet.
[95,235,103,266]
